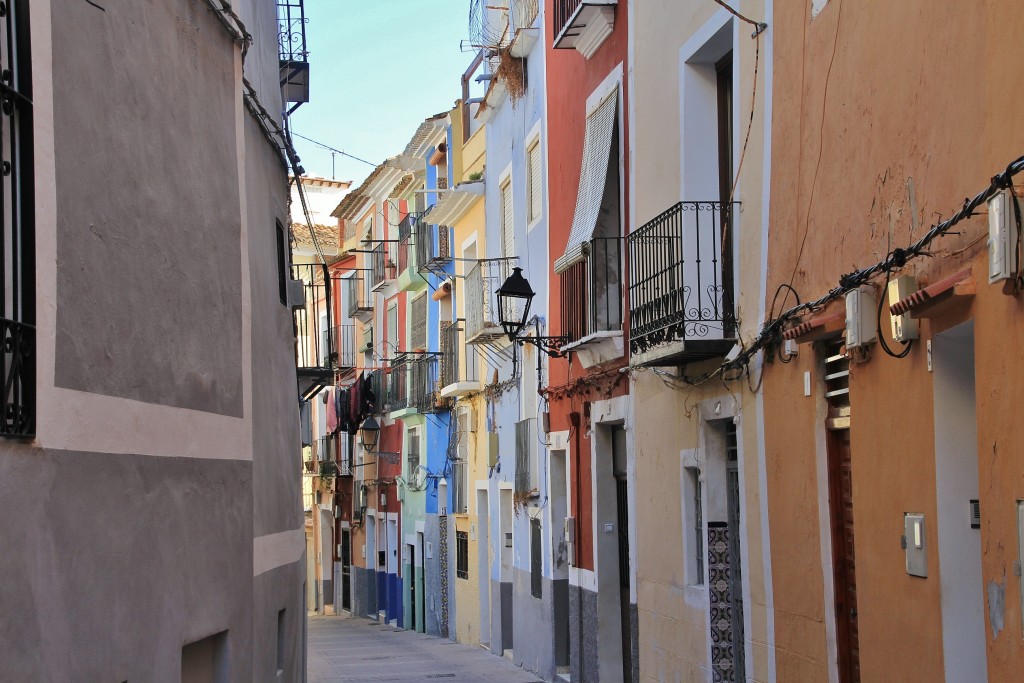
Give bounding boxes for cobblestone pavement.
[307,614,545,683]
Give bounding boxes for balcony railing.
[554,0,583,36]
[338,434,353,476]
[397,213,416,274]
[408,354,442,413]
[292,263,334,400]
[627,201,737,363]
[386,357,408,411]
[370,243,394,290]
[416,222,452,274]
[439,322,459,388]
[333,324,356,369]
[346,276,372,319]
[315,435,334,462]
[559,237,622,345]
[277,0,310,104]
[465,259,515,344]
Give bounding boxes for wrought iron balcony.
[627,201,737,366]
[559,236,623,346]
[408,354,444,414]
[277,0,310,105]
[292,263,334,400]
[370,243,394,291]
[416,222,451,276]
[346,276,372,320]
[315,435,334,462]
[385,356,408,412]
[553,0,616,52]
[465,259,515,344]
[333,324,356,369]
[397,213,417,275]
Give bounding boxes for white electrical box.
[845,286,878,348]
[904,513,928,577]
[988,189,1019,283]
[887,275,919,342]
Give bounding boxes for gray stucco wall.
[352,566,377,619]
[0,448,253,682]
[569,585,599,683]
[424,515,443,637]
[52,0,243,416]
[253,560,306,682]
[512,569,568,680]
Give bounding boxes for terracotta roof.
[291,221,339,253]
[390,174,415,199]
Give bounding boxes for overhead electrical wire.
[290,131,379,168]
[670,156,1024,386]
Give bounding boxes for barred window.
[0,0,35,437]
[456,531,469,579]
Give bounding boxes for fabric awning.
[553,88,618,274]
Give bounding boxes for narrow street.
[307,615,544,683]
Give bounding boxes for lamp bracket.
[518,335,569,358]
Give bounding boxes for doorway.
[933,321,986,680]
[612,426,634,682]
[340,528,351,612]
[822,342,860,682]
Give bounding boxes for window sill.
[561,330,623,369]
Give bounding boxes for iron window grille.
[456,531,469,579]
[0,0,35,438]
[558,236,622,345]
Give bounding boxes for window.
[407,427,420,478]
[276,222,288,305]
[456,531,469,579]
[500,179,514,257]
[386,302,398,358]
[276,609,286,674]
[530,518,542,599]
[452,410,470,514]
[515,418,538,496]
[527,139,543,223]
[686,466,704,584]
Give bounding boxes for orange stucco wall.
[764,1,1024,680]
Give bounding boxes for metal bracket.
[519,335,570,358]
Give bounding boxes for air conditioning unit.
[845,286,877,348]
[988,188,1020,283]
[286,279,306,310]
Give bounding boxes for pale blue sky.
[289,0,474,186]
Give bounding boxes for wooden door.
[827,427,860,682]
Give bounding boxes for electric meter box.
[988,189,1019,283]
[845,286,878,348]
[887,275,919,342]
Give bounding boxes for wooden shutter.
[387,303,398,357]
[501,180,514,257]
[528,140,542,223]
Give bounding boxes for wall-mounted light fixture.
[495,267,568,357]
[359,416,380,452]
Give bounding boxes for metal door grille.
[725,423,746,683]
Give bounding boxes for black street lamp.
[495,267,568,358]
[359,416,380,452]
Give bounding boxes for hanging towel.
[326,387,338,434]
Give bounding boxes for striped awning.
[553,88,618,274]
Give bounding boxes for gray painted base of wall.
[511,569,570,680]
[569,585,599,683]
[351,565,377,620]
[567,583,638,683]
[424,516,443,637]
[489,580,514,655]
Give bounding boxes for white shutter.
[387,303,398,357]
[528,140,542,223]
[554,88,618,274]
[501,180,514,257]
